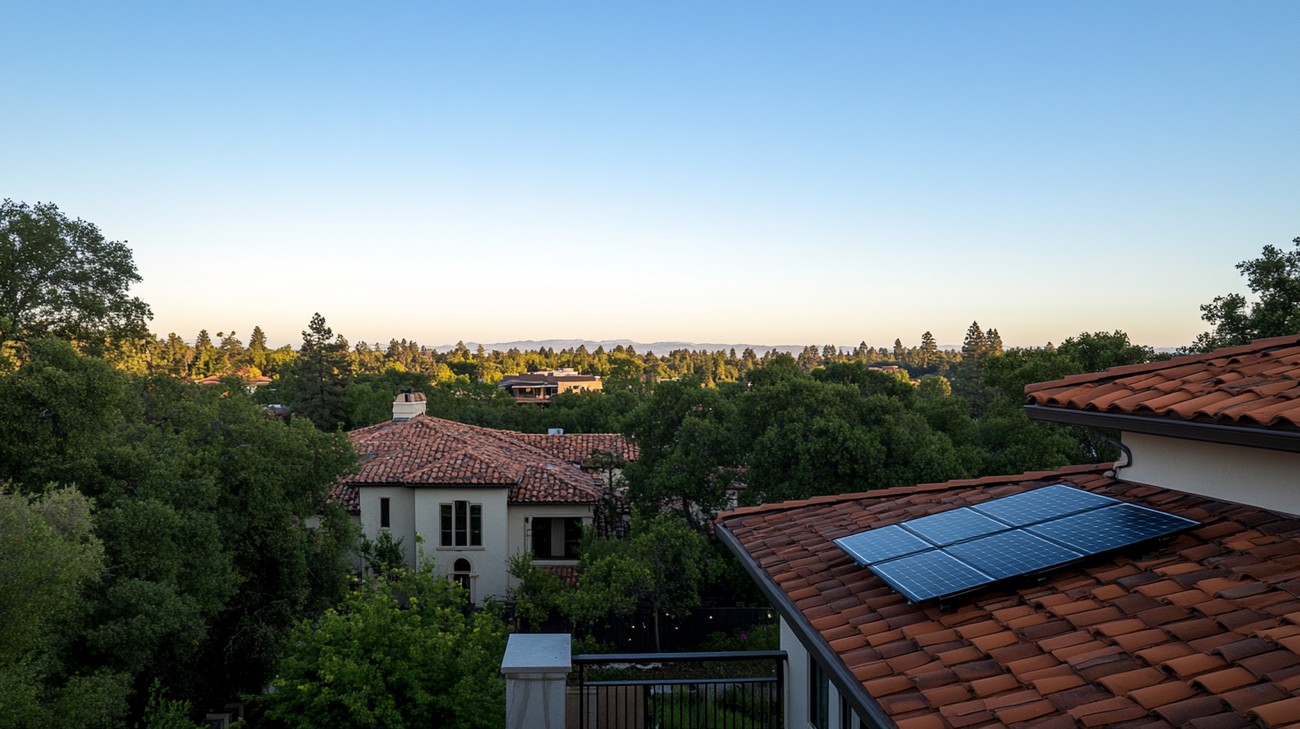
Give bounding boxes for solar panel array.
[833,484,1199,603]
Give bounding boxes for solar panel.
[1027,503,1199,554]
[945,530,1083,580]
[870,550,992,603]
[902,507,1008,545]
[970,483,1118,526]
[834,525,932,566]
[832,484,1199,604]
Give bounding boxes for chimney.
[392,392,427,422]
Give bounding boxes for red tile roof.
[1026,334,1300,428]
[514,432,639,464]
[329,483,359,513]
[343,415,604,505]
[717,467,1300,727]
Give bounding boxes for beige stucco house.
[332,393,635,604]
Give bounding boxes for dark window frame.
[440,500,482,547]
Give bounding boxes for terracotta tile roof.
[330,483,359,513]
[196,373,273,387]
[1026,334,1300,428]
[343,415,603,505]
[717,467,1300,728]
[541,564,580,587]
[513,432,639,464]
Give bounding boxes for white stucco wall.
[358,486,512,604]
[782,619,810,728]
[417,487,511,604]
[781,618,866,729]
[360,486,417,566]
[1121,433,1300,517]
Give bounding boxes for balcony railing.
[572,650,786,729]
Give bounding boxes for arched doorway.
[452,558,475,602]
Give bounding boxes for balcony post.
[501,633,571,729]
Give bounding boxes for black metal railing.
[573,650,786,729]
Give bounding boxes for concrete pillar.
[502,633,571,729]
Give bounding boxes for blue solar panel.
[834,525,932,566]
[970,483,1118,527]
[1026,503,1198,554]
[833,484,1199,604]
[945,530,1083,580]
[871,551,993,602]
[902,507,1008,545]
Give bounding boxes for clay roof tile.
[716,437,1300,727]
[1025,334,1300,428]
[343,415,610,504]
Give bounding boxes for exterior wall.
[360,486,417,566]
[417,487,511,604]
[1121,433,1300,517]
[359,486,512,604]
[557,379,602,395]
[781,618,867,729]
[782,619,810,728]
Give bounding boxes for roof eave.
[714,523,897,729]
[1024,404,1300,454]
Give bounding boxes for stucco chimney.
[392,392,427,422]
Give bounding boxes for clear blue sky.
[4,2,1297,349]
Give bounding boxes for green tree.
[188,330,220,379]
[506,553,567,630]
[158,333,193,378]
[570,513,717,652]
[1193,236,1300,351]
[918,331,938,369]
[1057,330,1156,372]
[257,566,507,729]
[246,326,270,374]
[0,487,129,729]
[280,313,352,430]
[0,200,152,346]
[622,382,739,526]
[0,340,357,711]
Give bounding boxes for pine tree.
[961,322,987,361]
[247,326,269,373]
[985,328,1003,356]
[284,313,352,430]
[919,331,938,369]
[190,329,220,378]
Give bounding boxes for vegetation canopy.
[0,200,152,347]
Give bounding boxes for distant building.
[499,368,602,404]
[195,372,272,394]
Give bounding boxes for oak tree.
[0,200,151,346]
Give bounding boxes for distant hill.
[432,339,811,357]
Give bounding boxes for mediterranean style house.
[331,393,635,604]
[717,334,1300,728]
[499,368,603,404]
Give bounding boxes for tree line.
[3,199,1296,727]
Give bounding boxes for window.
[452,558,474,601]
[440,501,482,547]
[379,497,390,529]
[809,658,829,729]
[531,517,584,559]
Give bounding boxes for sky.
[4,2,1297,350]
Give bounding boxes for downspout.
[1103,435,1133,479]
